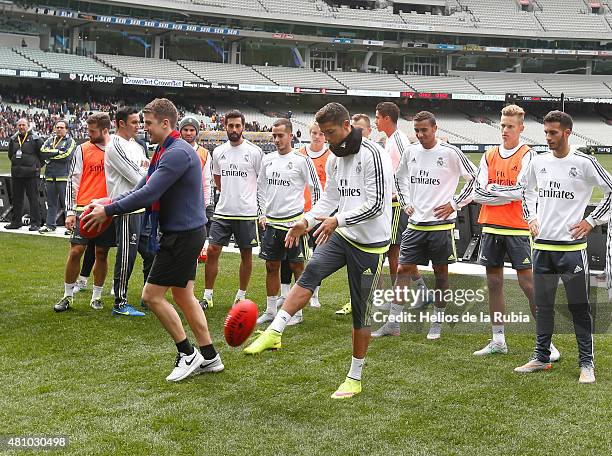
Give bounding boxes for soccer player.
[53,113,116,312]
[39,120,76,233]
[351,113,372,139]
[83,98,223,382]
[104,106,154,316]
[202,110,263,309]
[515,111,612,384]
[472,104,559,360]
[244,102,393,400]
[256,119,321,325]
[374,111,476,340]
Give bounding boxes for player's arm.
[395,149,413,214]
[256,157,268,224]
[108,138,145,187]
[65,145,82,217]
[304,156,322,207]
[212,150,221,192]
[472,153,510,206]
[335,148,385,227]
[486,150,534,202]
[303,156,340,227]
[581,156,612,228]
[104,149,189,217]
[520,160,538,236]
[451,149,477,210]
[202,152,212,208]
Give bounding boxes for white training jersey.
[304,138,393,249]
[395,140,477,226]
[104,134,148,199]
[385,128,410,173]
[212,139,263,218]
[257,150,322,227]
[521,149,612,246]
[473,143,534,206]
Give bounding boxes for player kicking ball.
[515,111,612,384]
[374,111,476,340]
[256,119,321,326]
[244,103,393,399]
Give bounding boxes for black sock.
[200,344,217,360]
[176,338,194,355]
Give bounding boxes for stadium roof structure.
[97,0,612,40]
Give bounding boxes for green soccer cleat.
[331,377,362,399]
[243,329,282,354]
[335,302,352,315]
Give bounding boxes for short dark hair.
[351,113,371,128]
[115,106,139,127]
[225,109,245,126]
[375,102,400,124]
[543,110,573,131]
[86,112,111,131]
[143,98,178,127]
[272,118,293,133]
[55,119,69,129]
[413,111,436,126]
[316,102,350,127]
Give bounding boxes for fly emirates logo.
[222,163,248,178]
[539,180,574,199]
[338,178,361,197]
[268,171,290,187]
[411,169,440,185]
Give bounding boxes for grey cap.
[179,116,200,134]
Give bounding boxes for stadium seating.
[458,0,543,30]
[178,61,274,85]
[328,71,410,91]
[253,65,345,89]
[0,47,45,71]
[537,75,612,98]
[457,71,550,97]
[399,74,481,94]
[96,54,203,81]
[17,48,119,76]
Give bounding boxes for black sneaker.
[53,296,72,312]
[29,225,40,231]
[4,223,22,230]
[38,225,56,234]
[90,299,103,310]
[64,229,73,236]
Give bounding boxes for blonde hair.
[501,104,525,122]
[308,121,321,133]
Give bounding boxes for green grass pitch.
[0,233,611,455]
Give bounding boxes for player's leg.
[41,180,58,232]
[257,226,282,323]
[74,240,95,293]
[279,259,293,301]
[234,219,258,303]
[286,236,307,325]
[332,246,384,399]
[54,241,86,312]
[515,250,556,373]
[244,233,347,355]
[172,281,224,375]
[202,218,232,309]
[561,249,595,383]
[427,263,449,340]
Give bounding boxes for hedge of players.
[23,96,607,389]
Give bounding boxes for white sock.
[492,325,505,344]
[92,285,103,301]
[77,275,88,284]
[293,309,303,318]
[280,283,291,297]
[413,276,426,288]
[347,356,364,381]
[204,289,213,300]
[266,296,278,314]
[389,303,404,321]
[269,309,291,334]
[312,286,320,299]
[64,282,75,298]
[235,289,246,301]
[434,307,445,324]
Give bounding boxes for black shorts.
[147,226,206,288]
[297,232,385,329]
[71,211,117,248]
[478,231,532,269]
[209,217,259,249]
[399,227,456,266]
[391,204,409,246]
[259,226,307,263]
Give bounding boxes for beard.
[228,132,241,142]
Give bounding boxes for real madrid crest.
[356,161,362,174]
[568,167,578,178]
[436,157,444,167]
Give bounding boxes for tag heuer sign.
[73,74,117,84]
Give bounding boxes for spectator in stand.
[5,118,44,230]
